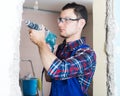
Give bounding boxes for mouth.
[59,28,65,32]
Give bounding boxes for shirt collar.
[65,38,86,51]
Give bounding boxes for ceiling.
[23,0,93,13]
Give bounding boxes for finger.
[28,30,31,34]
[29,33,32,37]
[28,29,32,34]
[41,24,45,31]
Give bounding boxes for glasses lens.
[57,17,80,23]
[57,18,62,23]
[57,18,69,23]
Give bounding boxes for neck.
[66,32,81,43]
[66,37,80,43]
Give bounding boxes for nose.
[58,21,64,28]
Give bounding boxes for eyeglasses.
[57,17,80,23]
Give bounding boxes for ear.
[79,19,86,29]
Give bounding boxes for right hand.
[28,25,46,46]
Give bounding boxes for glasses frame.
[57,17,81,23]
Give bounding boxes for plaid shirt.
[48,38,96,95]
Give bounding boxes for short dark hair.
[62,2,88,27]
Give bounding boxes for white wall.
[0,0,24,96]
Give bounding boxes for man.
[28,2,96,96]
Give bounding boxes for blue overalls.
[50,78,84,96]
[49,44,89,96]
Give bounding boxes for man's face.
[57,9,81,40]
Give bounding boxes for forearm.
[28,28,57,70]
[38,42,57,71]
[48,48,96,80]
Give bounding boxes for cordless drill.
[25,20,57,52]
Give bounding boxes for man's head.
[62,2,88,27]
[57,2,88,42]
